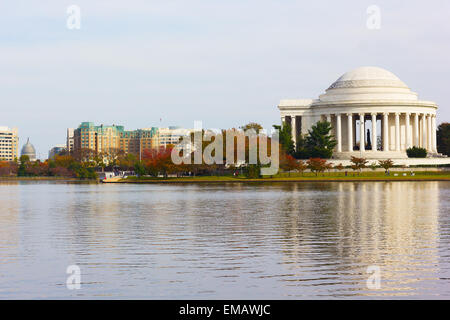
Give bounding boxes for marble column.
[336,114,342,152]
[359,113,365,152]
[405,112,411,149]
[281,116,285,124]
[326,114,331,123]
[422,114,427,150]
[432,115,437,152]
[291,116,296,146]
[383,113,389,151]
[395,112,400,151]
[414,113,419,147]
[347,114,353,152]
[427,114,432,152]
[371,113,377,151]
[426,114,431,152]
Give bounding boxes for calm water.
[0,181,449,299]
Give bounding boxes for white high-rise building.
[66,128,74,153]
[150,126,193,148]
[0,126,19,161]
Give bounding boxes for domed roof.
[327,66,408,90]
[21,138,36,159]
[317,66,418,103]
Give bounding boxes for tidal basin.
[0,181,449,299]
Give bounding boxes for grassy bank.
[114,171,450,183]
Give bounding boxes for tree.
[134,161,146,177]
[378,159,394,174]
[294,134,310,159]
[73,148,97,163]
[18,155,30,176]
[244,164,261,179]
[297,160,308,176]
[0,161,17,177]
[307,158,328,176]
[324,162,333,175]
[54,155,76,168]
[350,156,368,175]
[437,122,450,156]
[104,148,123,167]
[273,123,294,155]
[117,153,137,170]
[334,163,344,175]
[19,155,30,164]
[280,154,297,176]
[240,122,263,134]
[143,146,175,178]
[305,121,337,159]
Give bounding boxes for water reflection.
[0,181,448,298]
[276,182,441,297]
[0,181,20,266]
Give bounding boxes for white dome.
[317,66,418,103]
[21,138,36,161]
[327,66,408,89]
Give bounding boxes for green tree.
[17,155,30,176]
[134,161,146,177]
[437,122,450,156]
[244,164,261,179]
[273,123,294,155]
[305,121,337,159]
[294,134,310,159]
[19,155,30,163]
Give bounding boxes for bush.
[244,164,261,178]
[406,147,427,158]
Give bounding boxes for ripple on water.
[0,181,449,298]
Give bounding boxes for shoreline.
[105,176,450,184]
[2,175,449,184]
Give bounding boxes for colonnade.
[283,112,437,153]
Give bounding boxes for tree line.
[1,121,448,179]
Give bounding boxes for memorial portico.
[279,67,439,159]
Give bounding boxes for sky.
[1,0,449,159]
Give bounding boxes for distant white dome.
[317,66,418,103]
[21,138,36,161]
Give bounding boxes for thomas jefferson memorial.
[278,66,441,160]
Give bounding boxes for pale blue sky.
[1,0,449,158]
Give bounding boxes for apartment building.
[0,126,19,161]
[72,123,192,159]
[73,122,122,155]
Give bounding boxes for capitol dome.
[317,66,418,103]
[21,138,36,161]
